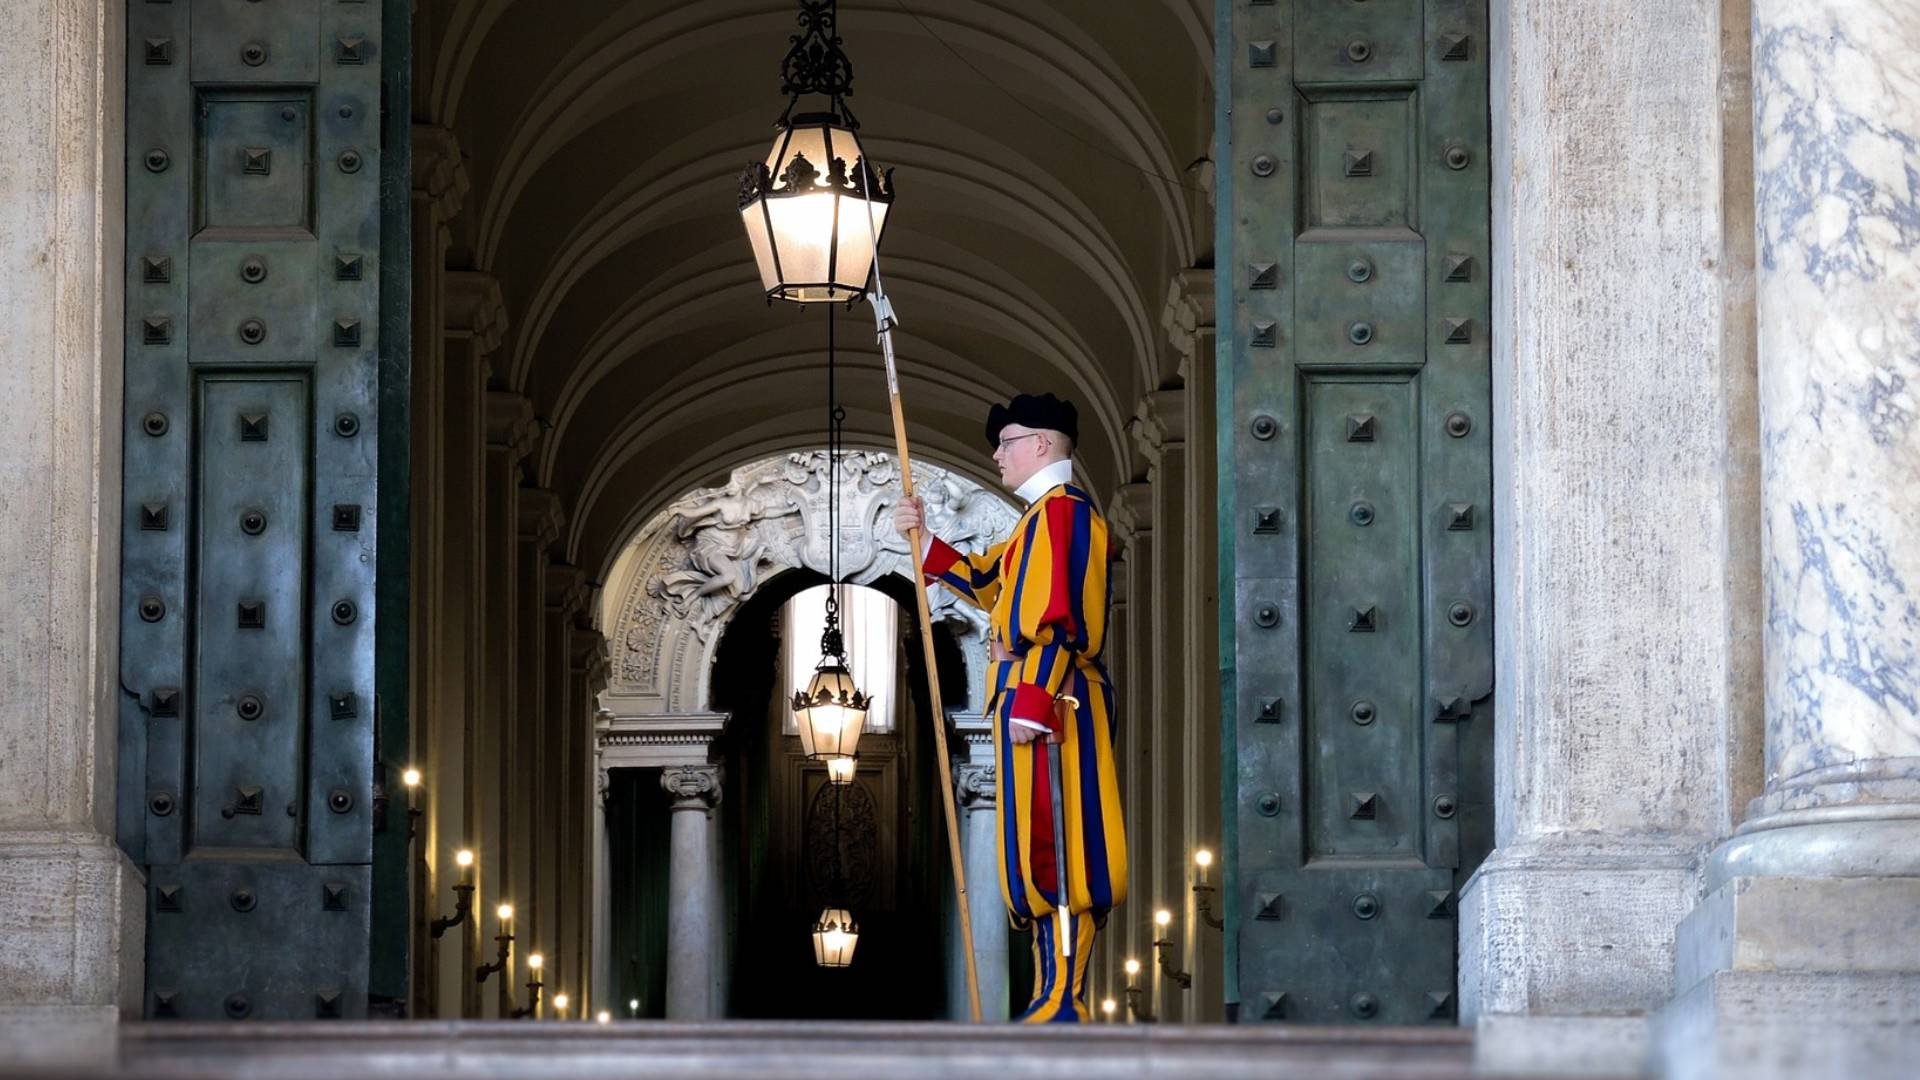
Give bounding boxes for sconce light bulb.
[1155,908,1172,927]
[553,993,569,1011]
[1195,848,1213,868]
[1101,998,1117,1016]
[454,848,474,868]
[596,1010,610,1024]
[628,998,639,1012]
[1124,958,1141,976]
[402,767,422,788]
[496,903,513,922]
[528,953,543,970]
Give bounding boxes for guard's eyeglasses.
[996,433,1043,452]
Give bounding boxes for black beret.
[985,392,1079,449]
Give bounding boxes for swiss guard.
[893,392,1127,1023]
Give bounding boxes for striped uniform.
[923,482,1127,1023]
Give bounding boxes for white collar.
[1014,459,1075,506]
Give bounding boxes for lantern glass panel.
[812,906,859,968]
[741,204,779,294]
[765,191,838,291]
[794,662,868,760]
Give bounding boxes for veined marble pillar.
[1658,6,1920,1075]
[661,764,723,1019]
[1463,1,1760,1071]
[949,731,1010,1021]
[0,0,139,1061]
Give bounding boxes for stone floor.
[10,1020,1482,1080]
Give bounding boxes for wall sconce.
[1153,909,1192,990]
[476,902,513,982]
[628,997,640,1017]
[552,992,570,1020]
[429,848,475,938]
[1193,848,1224,931]
[401,766,423,839]
[1101,997,1117,1022]
[510,952,544,1018]
[1123,958,1155,1022]
[596,1009,611,1024]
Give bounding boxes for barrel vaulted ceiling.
[417,0,1214,578]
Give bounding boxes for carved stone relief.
[605,451,1019,715]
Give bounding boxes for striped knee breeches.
[995,670,1128,1022]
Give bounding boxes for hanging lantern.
[811,906,860,968]
[738,0,894,304]
[792,610,870,760]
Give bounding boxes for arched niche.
[598,450,1021,723]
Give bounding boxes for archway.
[593,450,1018,1018]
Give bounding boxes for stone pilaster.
[479,392,533,1016]
[1655,5,1920,1076]
[948,720,1009,1021]
[1462,1,1759,1071]
[0,0,142,1062]
[1106,482,1155,1010]
[1165,267,1223,1020]
[1130,391,1189,1023]
[661,764,724,1019]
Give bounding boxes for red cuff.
[1007,682,1061,733]
[922,537,962,583]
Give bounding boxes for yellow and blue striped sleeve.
[922,536,1007,612]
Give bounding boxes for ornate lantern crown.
[738,0,895,304]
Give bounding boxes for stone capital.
[661,764,722,811]
[1160,267,1216,362]
[518,488,564,548]
[411,124,469,222]
[444,271,508,361]
[955,763,997,809]
[1109,482,1155,545]
[486,392,538,460]
[1129,389,1188,466]
[545,561,586,614]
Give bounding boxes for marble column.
[661,764,723,1019]
[950,745,1010,1020]
[541,563,585,1006]
[1657,6,1920,1075]
[0,0,140,1061]
[1463,1,1761,1072]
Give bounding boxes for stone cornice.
[411,125,469,222]
[595,712,728,769]
[444,271,508,360]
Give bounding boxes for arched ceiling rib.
[424,0,1212,574]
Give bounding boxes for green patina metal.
[1219,0,1494,1024]
[120,0,403,1020]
